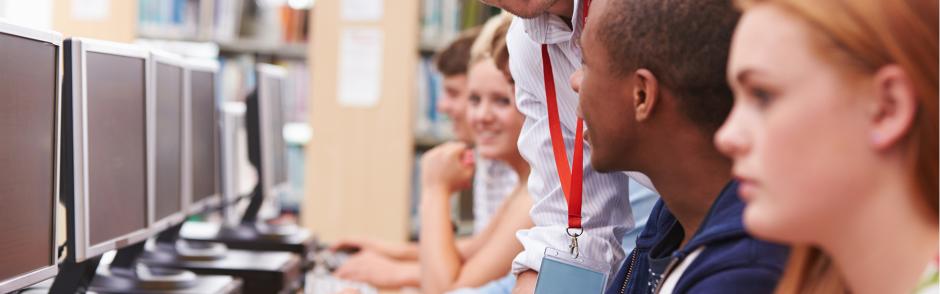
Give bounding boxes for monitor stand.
[143,223,229,263]
[49,256,101,293]
[90,241,199,291]
[181,185,318,268]
[138,221,304,294]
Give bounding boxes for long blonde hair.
[734,0,939,293]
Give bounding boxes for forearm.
[388,242,420,261]
[419,189,463,293]
[511,270,537,294]
[390,261,422,288]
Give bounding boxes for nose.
[714,106,750,158]
[469,99,494,126]
[570,69,584,94]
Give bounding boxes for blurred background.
[0,0,503,245]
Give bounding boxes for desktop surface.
[140,248,303,294]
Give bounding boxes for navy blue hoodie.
[604,181,790,294]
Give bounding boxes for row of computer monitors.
[0,20,291,292]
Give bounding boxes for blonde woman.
[418,14,534,294]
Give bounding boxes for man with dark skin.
[572,0,788,292]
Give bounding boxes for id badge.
[535,247,609,294]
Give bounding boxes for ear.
[869,65,918,150]
[633,69,660,122]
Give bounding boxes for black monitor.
[62,38,152,263]
[149,51,188,231]
[185,59,221,214]
[0,21,62,293]
[256,64,289,202]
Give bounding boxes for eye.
[468,94,481,105]
[747,86,775,108]
[496,96,512,106]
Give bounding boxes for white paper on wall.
[1,0,53,29]
[341,0,383,22]
[71,0,110,21]
[337,28,383,108]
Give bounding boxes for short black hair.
[597,0,740,132]
[434,27,482,76]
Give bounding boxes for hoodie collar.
[681,181,747,253]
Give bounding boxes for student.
[418,14,534,293]
[478,0,660,291]
[330,25,518,288]
[569,0,790,292]
[714,0,939,293]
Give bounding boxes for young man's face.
[479,0,570,18]
[437,74,474,143]
[572,0,639,172]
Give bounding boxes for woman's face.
[715,5,881,243]
[467,59,524,161]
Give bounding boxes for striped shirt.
[506,0,660,278]
[472,157,519,233]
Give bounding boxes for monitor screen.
[154,62,183,221]
[85,51,148,246]
[190,70,218,204]
[266,77,287,186]
[0,32,57,283]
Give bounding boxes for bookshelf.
[301,0,420,243]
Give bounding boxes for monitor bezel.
[148,50,188,232]
[66,38,153,263]
[183,59,222,215]
[256,63,290,203]
[0,20,63,294]
[220,101,247,206]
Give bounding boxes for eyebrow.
[733,68,763,85]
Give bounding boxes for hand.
[420,142,475,195]
[334,251,414,289]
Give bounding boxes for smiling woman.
[714,0,938,293]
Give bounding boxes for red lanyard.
[540,0,591,257]
[541,44,584,232]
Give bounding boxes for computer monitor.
[256,64,289,203]
[185,59,221,214]
[220,102,247,205]
[63,38,152,263]
[149,51,188,231]
[0,21,62,293]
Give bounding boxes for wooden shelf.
[218,40,308,59]
[138,31,308,59]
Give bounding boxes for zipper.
[619,249,639,294]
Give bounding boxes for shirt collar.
[521,0,582,45]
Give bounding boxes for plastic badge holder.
[535,247,609,294]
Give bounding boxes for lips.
[475,129,502,144]
[735,174,758,202]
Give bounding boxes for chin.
[742,204,799,244]
[478,143,516,162]
[589,155,617,173]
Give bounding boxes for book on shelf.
[138,0,309,46]
[415,56,454,145]
[420,0,502,51]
